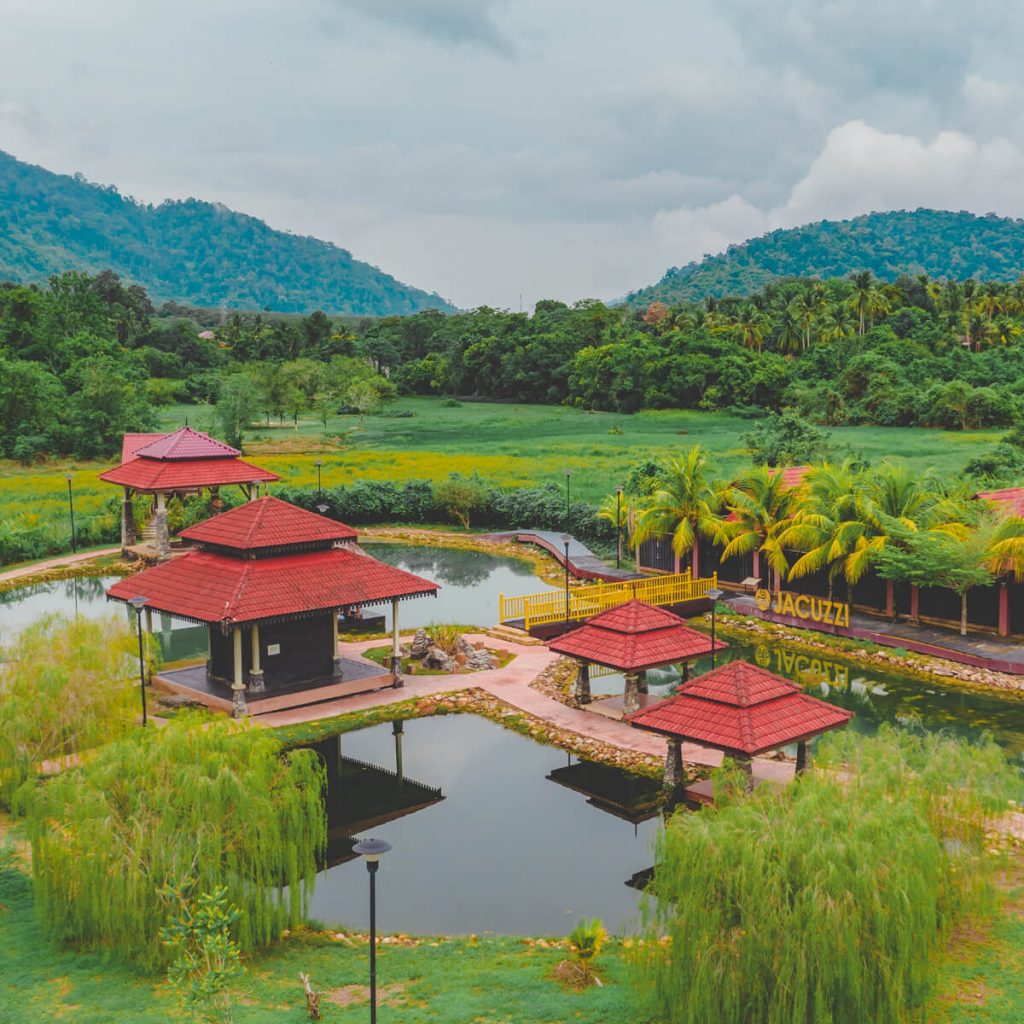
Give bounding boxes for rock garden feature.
[404,627,500,674]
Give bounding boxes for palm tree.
[848,271,875,335]
[596,491,631,565]
[730,304,771,352]
[993,316,1023,348]
[633,446,724,577]
[793,285,824,349]
[776,308,802,355]
[819,304,856,345]
[719,466,801,592]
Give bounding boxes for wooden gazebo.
[107,497,438,714]
[547,599,726,715]
[626,659,853,793]
[100,427,280,560]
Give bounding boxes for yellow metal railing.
[499,571,717,630]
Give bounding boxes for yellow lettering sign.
[758,590,850,629]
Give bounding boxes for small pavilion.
[100,427,280,560]
[626,659,853,795]
[107,497,438,715]
[546,600,727,716]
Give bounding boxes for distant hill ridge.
[0,150,454,315]
[628,209,1024,306]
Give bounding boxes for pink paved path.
[258,634,794,784]
[0,547,120,584]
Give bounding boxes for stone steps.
[487,624,546,647]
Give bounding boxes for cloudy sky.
[3,0,1024,308]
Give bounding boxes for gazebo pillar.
[999,583,1010,638]
[391,598,402,687]
[638,670,648,695]
[623,672,641,713]
[733,754,755,793]
[231,627,247,718]
[121,488,136,550]
[795,741,808,774]
[663,737,684,792]
[393,719,405,783]
[575,662,591,705]
[249,623,265,692]
[332,610,344,676]
[144,607,153,635]
[154,490,171,561]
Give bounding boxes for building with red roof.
[107,497,437,714]
[626,659,852,791]
[100,427,280,560]
[547,599,726,713]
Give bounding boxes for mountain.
[0,151,454,315]
[628,209,1024,306]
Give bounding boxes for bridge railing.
[499,571,717,630]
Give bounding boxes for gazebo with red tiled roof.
[547,599,726,714]
[626,659,853,792]
[107,497,438,715]
[100,427,280,560]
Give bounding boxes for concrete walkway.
[479,530,640,582]
[0,547,120,585]
[258,633,794,783]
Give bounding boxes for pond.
[304,713,660,936]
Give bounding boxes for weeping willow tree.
[0,613,147,807]
[634,727,1020,1024]
[23,714,326,968]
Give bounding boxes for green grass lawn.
[0,861,639,1023]
[0,397,1001,568]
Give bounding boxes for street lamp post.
[315,459,323,495]
[706,587,724,669]
[562,533,571,623]
[615,486,623,569]
[564,470,571,534]
[66,475,77,554]
[353,838,392,1024]
[128,595,148,727]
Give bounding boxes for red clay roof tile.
[134,427,240,460]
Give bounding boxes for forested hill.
[0,151,454,315]
[628,210,1024,306]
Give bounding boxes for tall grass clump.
[22,715,326,967]
[0,614,143,806]
[634,727,1021,1024]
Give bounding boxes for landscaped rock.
[424,645,455,671]
[410,629,429,659]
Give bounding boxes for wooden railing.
[499,571,717,630]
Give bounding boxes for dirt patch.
[551,959,605,991]
[325,982,406,1008]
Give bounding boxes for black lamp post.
[128,595,148,727]
[615,486,623,569]
[564,470,571,534]
[315,459,323,495]
[562,533,571,622]
[66,475,77,554]
[706,587,724,669]
[353,837,392,1024]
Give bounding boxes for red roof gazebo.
[107,497,438,715]
[547,600,726,715]
[626,659,853,793]
[100,427,280,560]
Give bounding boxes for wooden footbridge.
[499,571,719,636]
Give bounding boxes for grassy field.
[0,397,1001,568]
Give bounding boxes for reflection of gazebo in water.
[100,428,280,561]
[547,756,666,832]
[106,497,438,715]
[311,722,445,868]
[627,660,853,801]
[546,600,726,719]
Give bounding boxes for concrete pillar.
[575,662,592,705]
[910,585,920,624]
[154,490,171,561]
[664,737,684,791]
[795,741,808,774]
[999,583,1010,638]
[692,540,700,579]
[391,598,402,687]
[332,610,344,676]
[121,490,136,550]
[752,550,761,585]
[623,672,641,714]
[638,670,649,695]
[392,719,404,783]
[231,627,247,718]
[248,623,265,691]
[680,661,690,682]
[733,754,755,793]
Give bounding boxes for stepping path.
[0,547,120,585]
[257,634,794,783]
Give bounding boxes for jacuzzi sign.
[755,588,851,628]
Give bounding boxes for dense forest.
[0,150,453,316]
[628,210,1024,305]
[5,267,1024,488]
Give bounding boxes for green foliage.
[161,883,244,1024]
[635,728,1021,1024]
[23,715,326,968]
[215,373,259,450]
[568,918,609,974]
[741,408,836,466]
[433,472,490,529]
[0,614,143,808]
[0,151,454,315]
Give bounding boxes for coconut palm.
[596,491,631,565]
[719,466,802,592]
[793,284,824,349]
[633,446,724,577]
[776,308,802,355]
[819,304,856,345]
[730,304,771,352]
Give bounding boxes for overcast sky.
[4,0,1024,309]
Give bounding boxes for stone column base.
[623,673,641,714]
[663,737,684,792]
[231,682,248,718]
[576,664,592,705]
[248,669,265,693]
[333,655,346,677]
